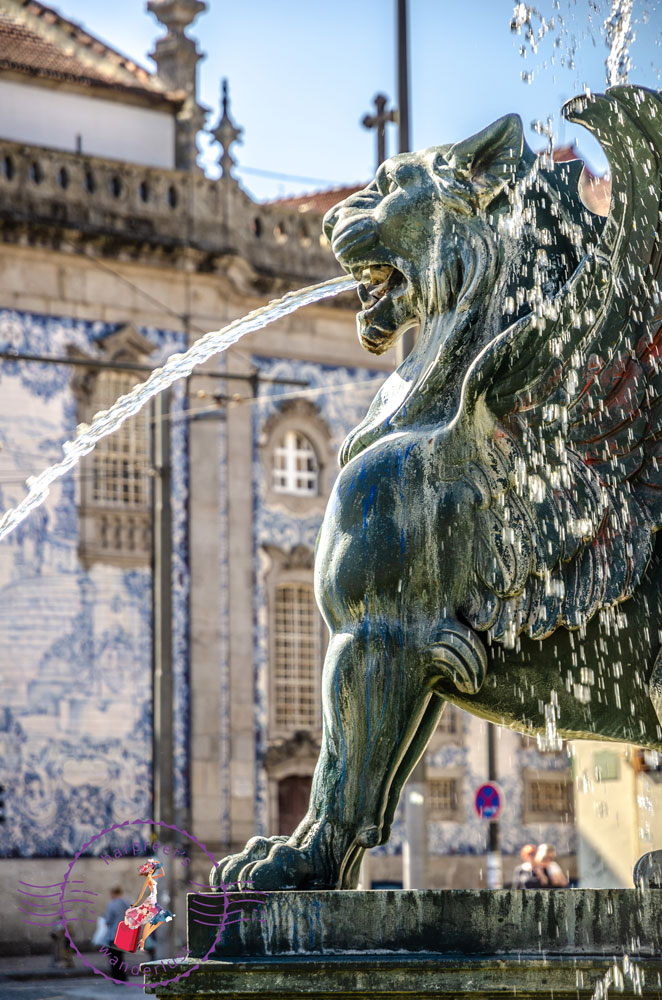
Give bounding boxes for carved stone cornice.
[262,544,315,572]
[0,139,351,297]
[259,398,331,449]
[263,730,321,773]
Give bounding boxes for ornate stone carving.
[263,544,315,572]
[211,79,243,180]
[147,0,208,170]
[264,731,321,773]
[212,85,662,891]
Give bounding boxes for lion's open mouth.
[350,264,407,313]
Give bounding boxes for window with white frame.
[273,582,320,730]
[272,431,319,496]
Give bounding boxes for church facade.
[0,0,575,953]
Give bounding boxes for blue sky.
[56,0,662,200]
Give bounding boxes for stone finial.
[147,0,208,171]
[211,80,243,180]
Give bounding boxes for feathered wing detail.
[461,86,662,646]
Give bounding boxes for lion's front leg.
[211,628,435,890]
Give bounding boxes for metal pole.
[486,723,503,889]
[396,0,416,364]
[397,0,421,848]
[152,389,176,955]
[397,0,410,154]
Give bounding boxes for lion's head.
[323,114,589,356]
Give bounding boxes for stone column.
[402,759,428,889]
[147,0,209,170]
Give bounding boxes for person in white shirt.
[535,843,569,887]
[512,844,536,888]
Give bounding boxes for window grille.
[523,771,573,822]
[437,705,459,735]
[272,431,318,496]
[77,365,151,567]
[274,583,320,730]
[428,704,464,748]
[90,371,149,509]
[428,777,460,820]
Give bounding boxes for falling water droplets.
[604,0,634,86]
[537,689,563,751]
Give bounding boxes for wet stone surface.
[142,889,662,997]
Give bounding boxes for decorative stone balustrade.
[0,140,340,284]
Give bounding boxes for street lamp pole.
[397,0,410,155]
[152,388,176,955]
[396,0,425,890]
[396,0,416,364]
[486,724,503,888]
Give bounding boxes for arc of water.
[0,274,356,542]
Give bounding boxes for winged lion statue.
[213,85,662,891]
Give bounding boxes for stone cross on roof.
[362,93,398,172]
[212,79,243,180]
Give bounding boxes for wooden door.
[278,775,312,836]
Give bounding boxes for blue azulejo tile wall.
[250,356,386,835]
[0,309,190,857]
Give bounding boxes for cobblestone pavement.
[0,978,130,999]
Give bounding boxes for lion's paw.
[211,835,335,891]
[210,835,288,889]
[238,842,321,890]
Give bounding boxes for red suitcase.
[113,920,140,953]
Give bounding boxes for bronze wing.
[461,86,662,646]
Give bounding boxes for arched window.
[273,582,320,730]
[272,431,318,496]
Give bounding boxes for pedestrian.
[512,844,536,888]
[104,885,130,980]
[50,922,74,968]
[535,843,569,887]
[515,843,550,888]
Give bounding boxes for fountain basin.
[143,889,662,997]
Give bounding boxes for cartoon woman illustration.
[123,859,174,950]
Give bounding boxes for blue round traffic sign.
[474,782,503,820]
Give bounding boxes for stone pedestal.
[143,889,662,998]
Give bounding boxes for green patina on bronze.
[212,86,662,891]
